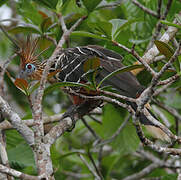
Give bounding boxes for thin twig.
[149,0,174,48]
[157,74,179,86]
[137,42,181,110]
[43,35,57,46]
[122,163,160,180]
[61,170,90,178]
[88,115,102,124]
[112,40,156,76]
[81,117,100,140]
[132,0,158,18]
[0,54,17,96]
[154,100,181,122]
[87,149,104,180]
[78,154,101,180]
[95,115,130,146]
[157,0,162,19]
[99,89,136,103]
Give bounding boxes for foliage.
[0,0,181,179]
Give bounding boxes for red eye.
[27,64,32,69]
[25,63,36,72]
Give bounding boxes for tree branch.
[0,164,39,180]
[122,163,160,180]
[0,96,34,145]
[132,0,158,18]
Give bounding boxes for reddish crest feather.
[19,36,39,70]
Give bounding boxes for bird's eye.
[25,63,36,74]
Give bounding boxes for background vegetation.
[0,0,181,179]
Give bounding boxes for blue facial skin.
[25,63,36,74]
[18,63,36,79]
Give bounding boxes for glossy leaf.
[83,57,101,88]
[32,0,58,9]
[155,40,173,59]
[56,0,63,12]
[60,0,86,16]
[88,21,112,39]
[175,14,181,24]
[160,20,181,30]
[39,11,52,33]
[29,82,40,95]
[155,40,180,72]
[44,81,94,96]
[14,78,29,95]
[17,0,43,26]
[71,31,110,41]
[110,18,141,40]
[83,57,100,72]
[97,64,144,88]
[82,0,102,12]
[102,104,139,153]
[8,25,41,34]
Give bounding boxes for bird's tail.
[132,102,171,142]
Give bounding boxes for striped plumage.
[51,46,144,98]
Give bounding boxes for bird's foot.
[62,105,77,132]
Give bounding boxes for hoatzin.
[4,35,170,142]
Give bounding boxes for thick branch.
[0,164,39,180]
[0,96,34,145]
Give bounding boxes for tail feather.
[139,109,171,142]
[130,102,170,142]
[145,125,171,142]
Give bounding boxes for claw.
[62,105,77,132]
[67,117,76,132]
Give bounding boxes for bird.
[0,31,170,142]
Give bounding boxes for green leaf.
[60,0,87,16]
[40,17,52,33]
[32,0,58,10]
[83,57,101,72]
[6,130,35,168]
[71,31,110,41]
[110,18,141,40]
[82,0,102,12]
[83,57,101,87]
[8,143,35,168]
[160,20,181,30]
[129,37,150,45]
[14,78,29,96]
[155,40,180,72]
[97,64,144,89]
[155,40,174,59]
[17,0,43,26]
[175,14,181,24]
[102,104,139,153]
[44,82,94,96]
[102,155,120,178]
[56,0,63,12]
[8,25,41,34]
[88,21,112,39]
[29,82,40,95]
[0,0,8,6]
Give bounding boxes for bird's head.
[17,37,46,81]
[0,25,45,81]
[17,37,45,80]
